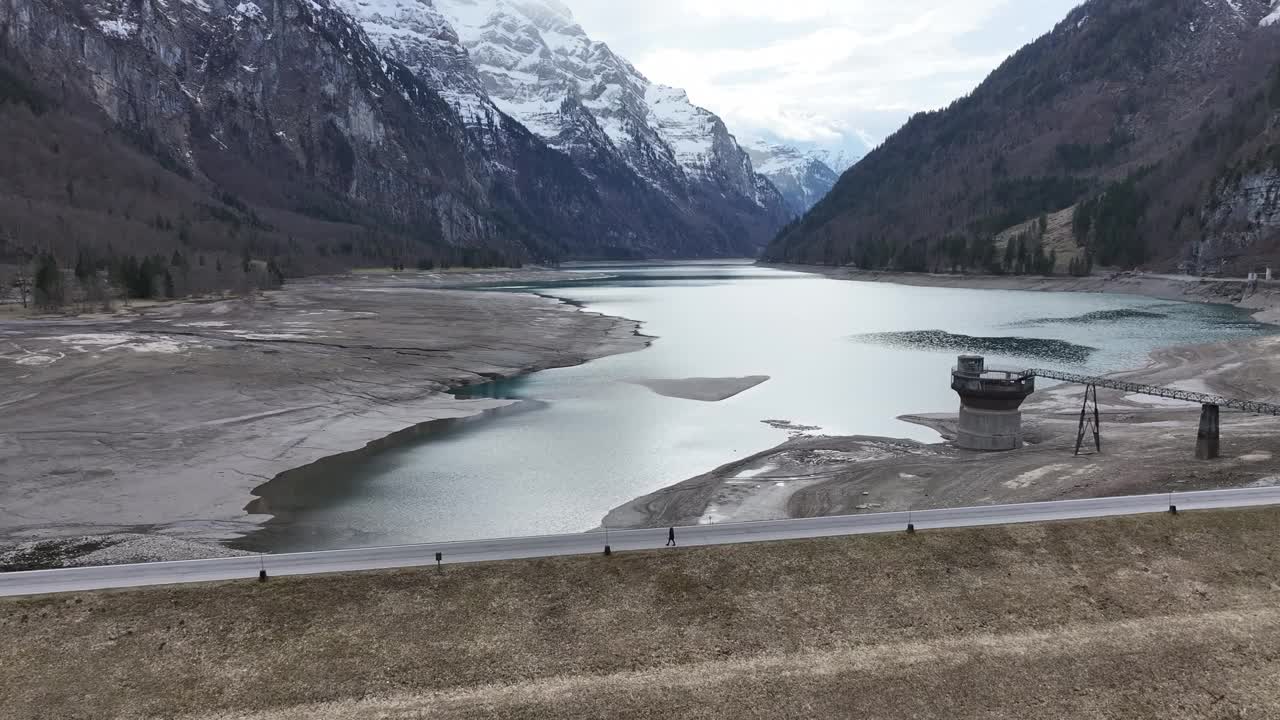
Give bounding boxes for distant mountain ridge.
[765,0,1280,275]
[744,140,840,215]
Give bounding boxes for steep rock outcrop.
[0,0,514,264]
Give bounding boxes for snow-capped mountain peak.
[333,0,788,254]
[340,0,498,127]
[646,84,719,174]
[745,140,840,215]
[427,0,778,209]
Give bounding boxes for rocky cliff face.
[419,0,790,253]
[1194,168,1280,271]
[764,0,1280,274]
[0,0,788,269]
[1,0,508,252]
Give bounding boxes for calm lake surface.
[243,262,1270,551]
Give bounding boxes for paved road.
[4,487,1280,598]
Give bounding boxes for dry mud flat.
[5,508,1280,719]
[607,334,1280,529]
[0,271,644,550]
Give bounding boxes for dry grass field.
[5,509,1280,719]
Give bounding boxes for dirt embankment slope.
[0,270,644,549]
[4,508,1280,719]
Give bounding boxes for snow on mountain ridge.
[338,0,498,128]
[1262,0,1280,26]
[746,139,816,174]
[745,139,840,215]
[329,0,788,252]
[646,84,719,176]
[432,0,773,206]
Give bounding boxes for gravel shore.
[604,268,1280,530]
[0,270,645,560]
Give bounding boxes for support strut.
[1075,384,1101,456]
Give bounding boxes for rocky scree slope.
[765,0,1280,274]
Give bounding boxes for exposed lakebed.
[240,262,1272,551]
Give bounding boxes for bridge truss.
[1022,368,1280,459]
[1028,369,1280,416]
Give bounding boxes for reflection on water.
[236,399,542,551]
[241,262,1273,552]
[854,330,1096,364]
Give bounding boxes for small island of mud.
[632,375,770,402]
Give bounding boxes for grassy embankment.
[5,508,1280,719]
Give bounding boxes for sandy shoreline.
[604,267,1280,530]
[0,269,646,562]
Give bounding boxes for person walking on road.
[667,527,676,547]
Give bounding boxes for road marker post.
[258,557,267,582]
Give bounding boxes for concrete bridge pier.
[1196,404,1220,460]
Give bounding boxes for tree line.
[3,247,286,313]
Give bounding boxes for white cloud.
[563,0,1081,157]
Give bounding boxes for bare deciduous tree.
[13,262,33,309]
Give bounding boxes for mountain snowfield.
[337,0,818,231]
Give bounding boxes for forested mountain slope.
[764,0,1280,275]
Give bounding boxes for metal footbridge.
[1020,368,1280,458]
[1028,369,1280,416]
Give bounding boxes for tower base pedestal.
[956,406,1024,452]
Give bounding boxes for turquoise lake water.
[242,262,1269,551]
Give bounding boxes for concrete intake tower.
[951,355,1035,451]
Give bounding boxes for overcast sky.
[565,0,1082,160]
